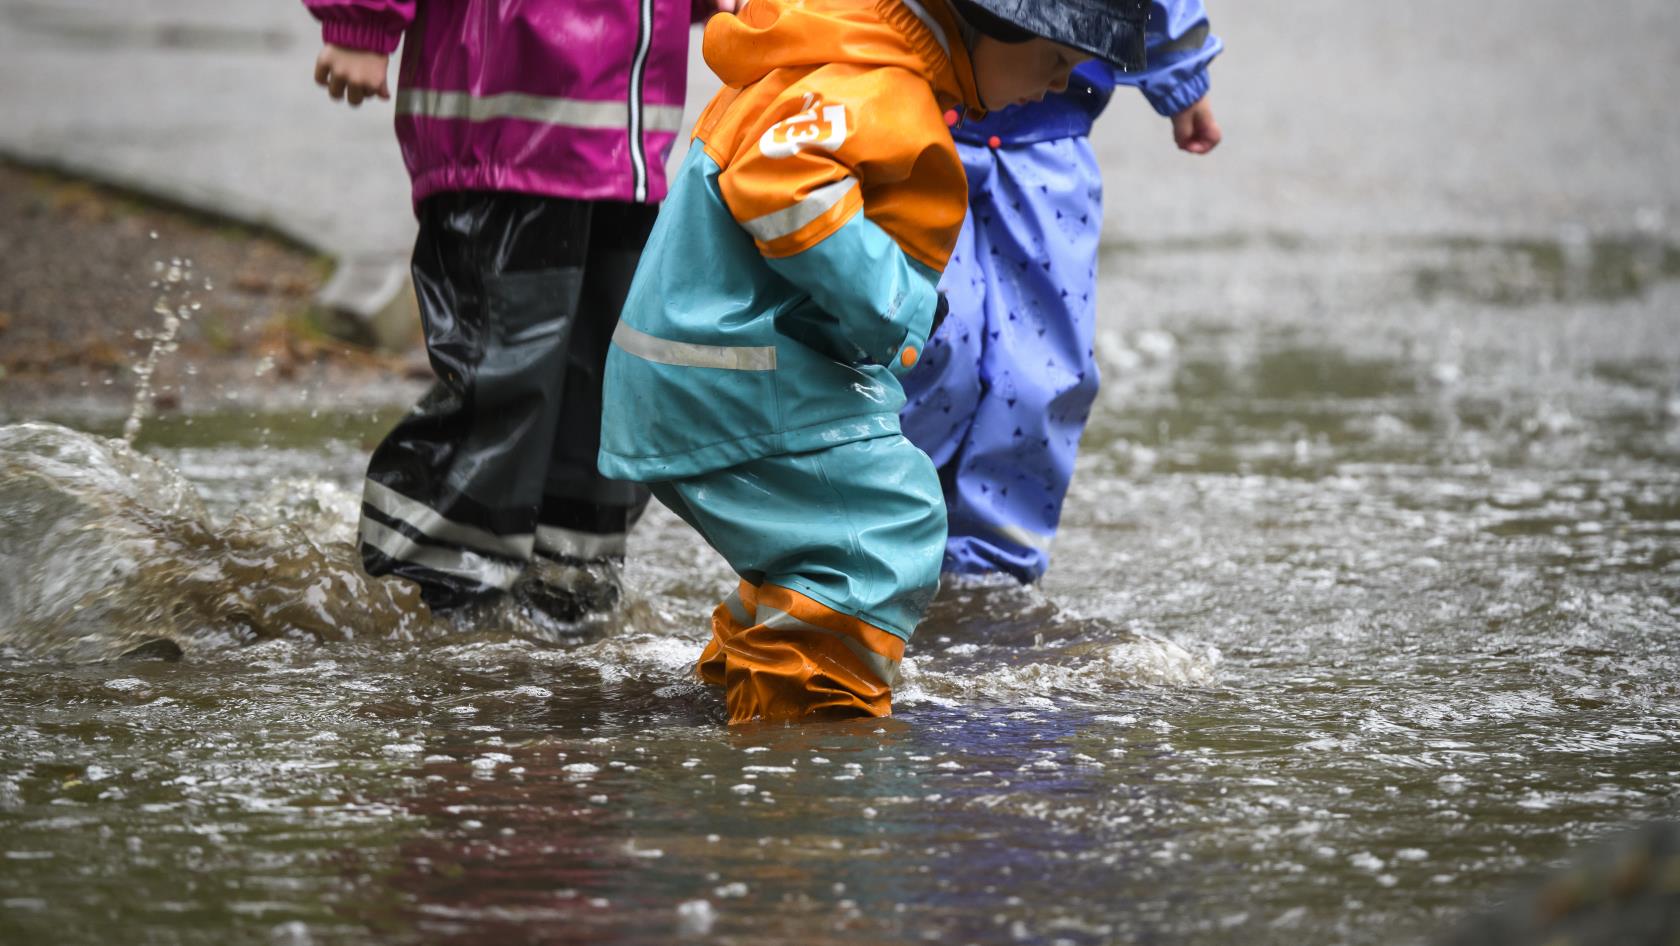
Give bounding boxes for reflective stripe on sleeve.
[1156,23,1212,57]
[739,177,857,244]
[612,321,778,371]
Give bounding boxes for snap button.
[900,347,918,368]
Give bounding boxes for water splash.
[0,422,435,661]
[122,256,199,444]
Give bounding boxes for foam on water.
[902,573,1222,707]
[900,637,1220,708]
[569,628,710,684]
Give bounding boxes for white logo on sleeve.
[758,93,850,159]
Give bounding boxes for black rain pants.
[357,192,655,610]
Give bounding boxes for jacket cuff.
[1146,69,1211,117]
[321,21,403,55]
[888,279,938,377]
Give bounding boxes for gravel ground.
[0,161,426,421]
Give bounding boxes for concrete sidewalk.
[1089,0,1680,242]
[0,1,411,253]
[1,0,1676,307]
[0,0,419,342]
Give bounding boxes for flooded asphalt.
[2,224,1678,945]
[3,1,1680,941]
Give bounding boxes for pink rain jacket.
[303,0,703,207]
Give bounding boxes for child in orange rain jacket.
[598,0,1150,724]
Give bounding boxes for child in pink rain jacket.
[302,0,718,624]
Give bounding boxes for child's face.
[971,36,1091,111]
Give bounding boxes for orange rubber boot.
[697,580,758,688]
[715,583,905,724]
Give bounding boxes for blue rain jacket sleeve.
[950,0,1221,146]
[1111,0,1222,117]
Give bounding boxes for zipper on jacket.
[628,0,654,202]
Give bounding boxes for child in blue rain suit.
[901,0,1222,584]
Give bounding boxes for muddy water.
[2,233,1678,945]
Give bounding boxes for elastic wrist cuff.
[1149,70,1211,117]
[322,21,402,55]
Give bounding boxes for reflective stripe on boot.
[703,583,905,724]
[698,579,759,688]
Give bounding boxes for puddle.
[3,222,1679,944]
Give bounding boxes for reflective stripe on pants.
[359,194,654,609]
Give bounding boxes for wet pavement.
[3,1,1680,944]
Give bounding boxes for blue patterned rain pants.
[900,136,1104,583]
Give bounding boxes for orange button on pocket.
[900,347,918,368]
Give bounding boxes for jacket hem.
[409,164,667,211]
[598,412,904,483]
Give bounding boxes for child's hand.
[313,44,391,107]
[1171,97,1222,155]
